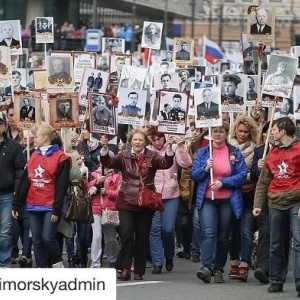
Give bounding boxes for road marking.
[117,281,163,287]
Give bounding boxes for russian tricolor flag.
[203,35,224,64]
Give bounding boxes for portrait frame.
[246,75,259,107]
[78,67,110,107]
[194,86,222,128]
[46,56,74,93]
[48,92,79,129]
[247,6,275,43]
[157,90,188,135]
[153,72,179,91]
[262,54,298,98]
[109,53,132,85]
[160,50,173,62]
[35,17,54,44]
[0,20,22,55]
[88,92,117,136]
[118,65,147,92]
[141,21,163,50]
[33,69,47,92]
[117,87,147,127]
[73,51,97,83]
[14,91,42,129]
[220,73,246,113]
[0,46,11,83]
[102,37,125,54]
[172,37,194,65]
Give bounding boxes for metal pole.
[218,1,224,48]
[208,0,212,39]
[191,0,196,38]
[92,0,97,28]
[131,0,136,53]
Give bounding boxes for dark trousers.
[116,209,154,275]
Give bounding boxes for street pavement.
[116,256,298,300]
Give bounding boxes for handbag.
[101,208,119,226]
[138,175,164,212]
[64,178,94,224]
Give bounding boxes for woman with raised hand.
[191,122,247,284]
[12,124,71,268]
[100,128,174,281]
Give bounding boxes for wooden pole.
[208,126,214,200]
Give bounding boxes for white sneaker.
[52,261,64,268]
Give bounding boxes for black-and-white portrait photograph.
[79,105,87,122]
[153,61,176,74]
[26,69,35,91]
[89,93,116,135]
[35,17,54,44]
[119,65,146,90]
[141,21,163,50]
[0,46,10,82]
[19,97,35,121]
[109,53,132,84]
[219,62,231,74]
[173,38,194,64]
[46,56,74,92]
[202,75,218,86]
[0,20,22,55]
[247,6,275,43]
[221,73,246,113]
[246,75,258,106]
[14,92,42,128]
[4,69,27,97]
[293,46,300,75]
[79,67,109,106]
[176,68,195,92]
[194,87,221,128]
[273,97,294,121]
[194,66,206,83]
[153,72,179,90]
[102,37,125,53]
[49,93,79,129]
[161,50,173,62]
[262,54,297,98]
[252,50,269,74]
[157,90,188,134]
[118,87,147,126]
[74,52,97,83]
[244,60,256,75]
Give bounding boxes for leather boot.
[117,268,131,281]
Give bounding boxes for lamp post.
[92,0,97,28]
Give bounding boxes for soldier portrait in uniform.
[173,38,194,64]
[109,54,132,84]
[141,21,163,50]
[262,55,297,98]
[89,93,116,135]
[121,91,141,116]
[157,90,188,134]
[56,99,73,121]
[19,97,35,121]
[102,37,125,53]
[35,17,54,44]
[153,73,179,90]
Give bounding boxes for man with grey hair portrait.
[0,22,20,47]
[250,8,272,35]
[49,57,70,80]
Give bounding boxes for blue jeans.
[192,206,202,256]
[199,200,234,272]
[229,206,255,264]
[150,197,179,267]
[29,211,62,267]
[269,206,300,284]
[0,193,14,268]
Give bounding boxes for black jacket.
[0,134,25,194]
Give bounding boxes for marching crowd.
[0,97,300,297]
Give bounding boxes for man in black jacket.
[0,112,25,268]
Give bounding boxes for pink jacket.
[147,143,192,199]
[88,169,121,215]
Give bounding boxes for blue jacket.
[190,144,247,218]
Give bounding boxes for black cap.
[222,74,242,86]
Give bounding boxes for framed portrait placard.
[157,90,188,134]
[35,17,54,44]
[141,21,163,50]
[262,54,297,98]
[33,69,47,92]
[0,46,11,84]
[246,75,258,106]
[46,56,74,93]
[73,52,97,83]
[220,73,246,113]
[48,92,79,129]
[14,91,42,129]
[0,20,22,55]
[247,6,275,43]
[109,53,132,85]
[119,65,147,91]
[117,87,147,127]
[88,92,117,136]
[78,67,110,106]
[173,38,194,65]
[102,37,125,54]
